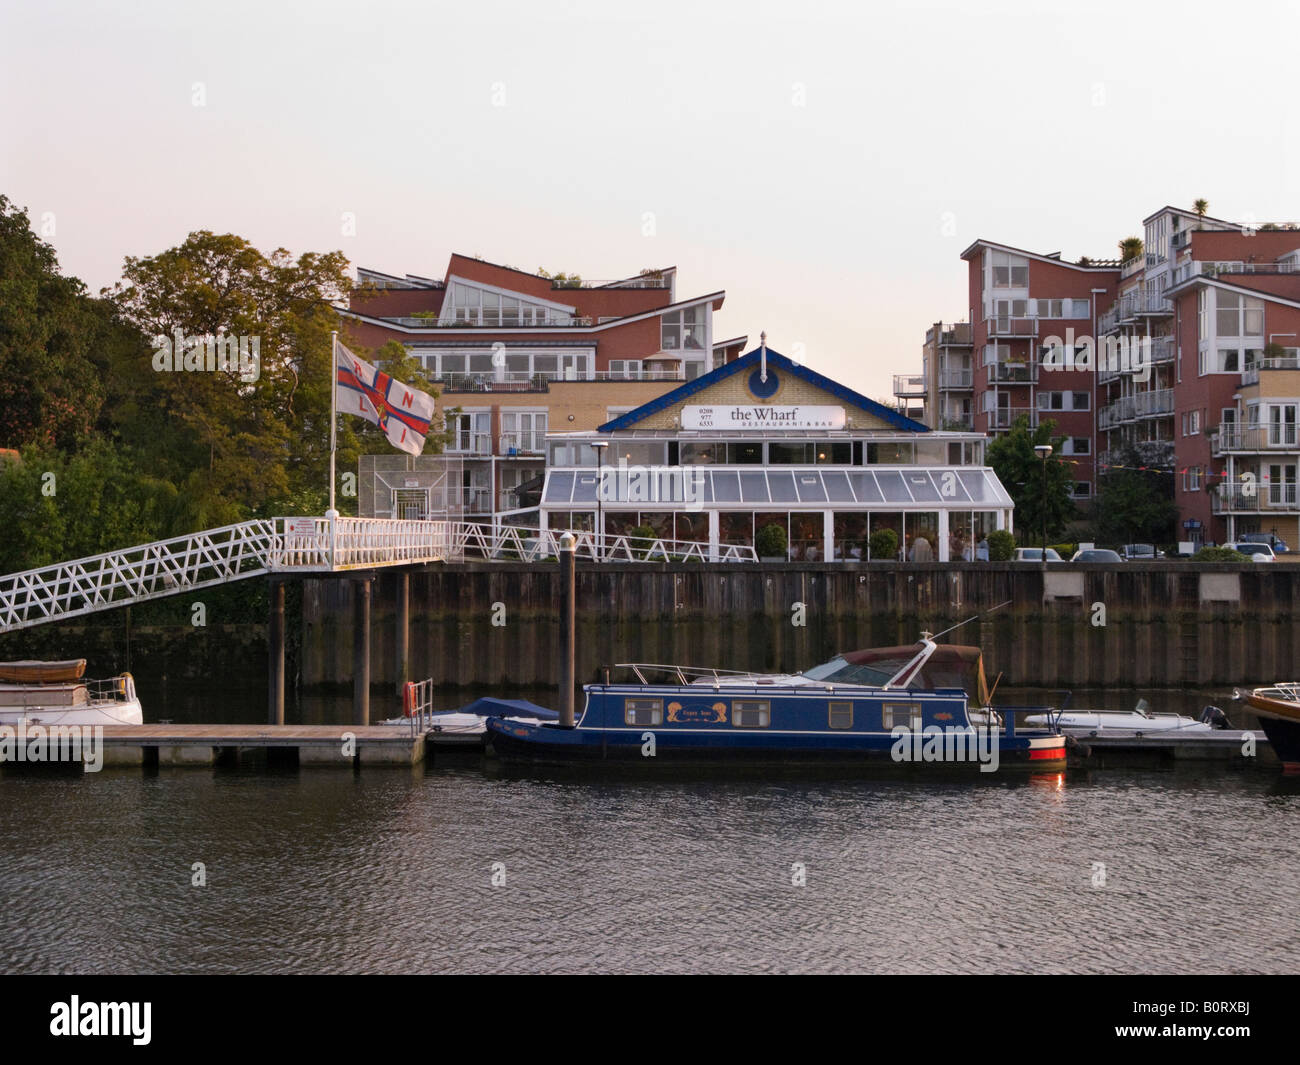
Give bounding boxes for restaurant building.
[540,342,1015,561]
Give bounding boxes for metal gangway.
[0,516,756,633]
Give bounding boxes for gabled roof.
[959,239,1122,272]
[598,346,929,432]
[1164,272,1300,310]
[1141,204,1240,228]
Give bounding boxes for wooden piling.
[395,569,409,696]
[354,575,372,726]
[268,580,285,725]
[560,534,575,727]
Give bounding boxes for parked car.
[1122,543,1164,560]
[1224,542,1277,562]
[1238,533,1290,554]
[1071,548,1123,563]
[1013,548,1063,563]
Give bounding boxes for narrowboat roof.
[838,644,991,706]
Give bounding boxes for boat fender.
[1199,704,1230,730]
[402,682,417,718]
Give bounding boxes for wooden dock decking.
[75,724,423,768]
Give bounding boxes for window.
[1073,482,1091,498]
[624,698,662,726]
[1182,466,1202,492]
[1072,392,1090,411]
[1215,292,1265,338]
[661,306,707,350]
[990,251,1029,288]
[732,700,770,728]
[828,702,853,729]
[883,703,922,730]
[1036,391,1089,412]
[608,360,642,379]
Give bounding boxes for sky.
[3,0,1298,402]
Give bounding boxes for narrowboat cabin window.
[624,698,663,726]
[883,703,923,730]
[732,699,770,728]
[828,702,853,729]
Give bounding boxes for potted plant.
[868,528,898,561]
[756,523,788,562]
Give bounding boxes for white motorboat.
[380,686,558,747]
[1025,697,1222,733]
[0,660,143,727]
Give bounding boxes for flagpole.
[329,330,338,516]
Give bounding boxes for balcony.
[938,323,973,346]
[1211,425,1300,456]
[983,407,1037,431]
[1241,355,1300,387]
[893,374,926,399]
[939,370,973,390]
[499,431,546,456]
[987,362,1036,385]
[387,315,594,328]
[1213,481,1299,514]
[985,316,1039,338]
[1097,440,1175,471]
[448,432,493,457]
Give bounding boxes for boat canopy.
[455,697,560,722]
[802,644,991,705]
[0,659,87,684]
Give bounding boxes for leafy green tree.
[986,416,1075,545]
[106,231,352,519]
[1090,444,1177,546]
[0,195,117,451]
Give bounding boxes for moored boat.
[486,638,1066,772]
[0,660,143,727]
[1235,684,1300,773]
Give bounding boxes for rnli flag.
[335,343,436,456]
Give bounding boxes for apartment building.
[956,241,1121,503]
[1164,233,1300,546]
[900,206,1300,543]
[343,255,742,517]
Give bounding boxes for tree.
[1119,236,1144,262]
[106,231,352,519]
[0,195,120,451]
[986,416,1075,544]
[1193,198,1209,224]
[1090,444,1177,546]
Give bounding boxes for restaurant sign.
[682,405,846,431]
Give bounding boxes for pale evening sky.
[2,0,1297,401]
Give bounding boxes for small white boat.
[1025,698,1220,733]
[380,686,558,748]
[0,660,143,727]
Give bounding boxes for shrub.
[868,528,898,561]
[1049,543,1077,558]
[987,529,1016,561]
[756,523,788,559]
[1193,546,1248,562]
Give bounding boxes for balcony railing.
[938,324,973,346]
[1241,356,1300,386]
[987,362,1036,384]
[983,407,1037,430]
[499,431,546,455]
[448,432,493,457]
[892,374,926,397]
[386,315,593,328]
[939,370,973,389]
[985,316,1039,338]
[1213,481,1299,513]
[1211,426,1300,455]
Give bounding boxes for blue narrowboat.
[485,638,1067,773]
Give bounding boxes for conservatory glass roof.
[541,467,1013,508]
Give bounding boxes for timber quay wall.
[300,562,1300,690]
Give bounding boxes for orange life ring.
[402,682,417,717]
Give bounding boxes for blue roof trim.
[598,348,929,432]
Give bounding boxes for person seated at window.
[910,535,933,562]
[976,537,990,561]
[805,544,820,562]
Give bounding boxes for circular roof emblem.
[748,368,779,398]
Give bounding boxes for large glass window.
[906,513,939,561]
[868,441,915,464]
[833,512,867,560]
[719,512,753,546]
[661,306,707,350]
[728,442,763,464]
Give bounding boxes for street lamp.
[592,439,609,561]
[1034,444,1053,573]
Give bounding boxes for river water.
[1,681,1296,974]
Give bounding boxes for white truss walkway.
[0,517,755,633]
